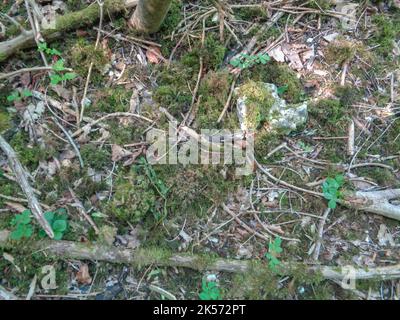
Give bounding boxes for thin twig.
[0,134,54,238]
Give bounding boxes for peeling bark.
[129,0,172,33]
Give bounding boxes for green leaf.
[50,74,63,85]
[49,48,62,56]
[199,292,209,300]
[10,228,24,240]
[23,225,33,238]
[19,210,31,224]
[38,229,47,238]
[52,219,67,232]
[44,211,55,224]
[52,59,66,71]
[328,199,337,209]
[53,231,63,240]
[7,92,20,102]
[38,42,47,52]
[230,59,240,67]
[21,89,32,97]
[335,174,344,186]
[63,73,76,81]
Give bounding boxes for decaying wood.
[345,189,400,221]
[0,0,138,62]
[0,230,399,281]
[0,135,54,238]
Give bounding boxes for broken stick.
[0,134,54,238]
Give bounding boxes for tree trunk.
[129,0,172,33]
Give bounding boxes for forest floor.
[0,0,400,300]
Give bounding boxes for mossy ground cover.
[0,0,399,300]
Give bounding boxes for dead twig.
[68,188,99,234]
[0,134,54,238]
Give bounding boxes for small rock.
[235,81,307,134]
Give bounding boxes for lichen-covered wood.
[1,230,399,281]
[0,0,138,62]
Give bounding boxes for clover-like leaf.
[53,231,64,240]
[52,219,67,232]
[10,228,24,240]
[63,73,77,81]
[44,211,55,224]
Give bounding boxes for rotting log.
[1,230,399,281]
[0,0,138,62]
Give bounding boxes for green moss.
[10,132,55,169]
[242,62,304,103]
[235,7,268,21]
[80,144,110,170]
[181,35,226,71]
[159,0,182,34]
[94,87,131,114]
[196,70,237,129]
[55,0,125,32]
[309,0,334,10]
[68,38,108,79]
[153,64,195,118]
[153,163,244,222]
[325,39,357,66]
[66,0,85,11]
[334,85,362,108]
[309,98,346,126]
[0,110,11,133]
[254,132,283,163]
[0,247,69,295]
[236,80,276,130]
[103,167,158,224]
[370,13,400,57]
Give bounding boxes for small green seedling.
[199,279,221,300]
[38,42,62,56]
[50,59,77,85]
[230,52,270,70]
[322,174,344,209]
[38,42,77,85]
[7,89,32,102]
[39,209,68,240]
[10,210,33,240]
[265,237,283,272]
[49,72,77,85]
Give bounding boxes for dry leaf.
[76,264,92,285]
[123,148,143,167]
[146,46,163,64]
[111,144,133,162]
[281,43,303,71]
[269,45,285,62]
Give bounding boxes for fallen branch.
[344,189,400,221]
[0,135,54,238]
[0,0,138,62]
[0,230,399,281]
